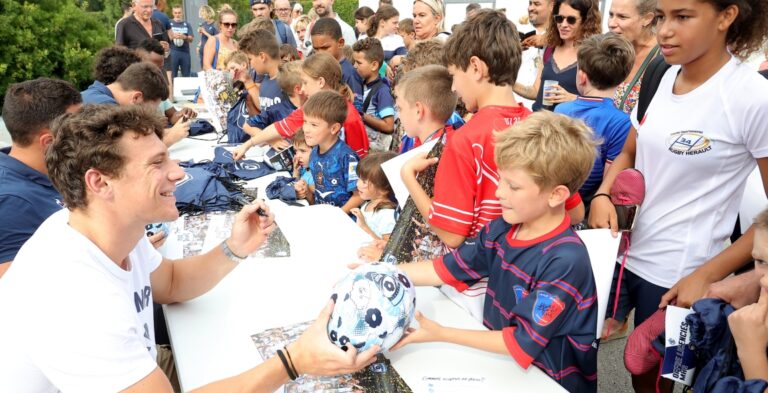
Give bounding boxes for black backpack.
[635,56,672,124]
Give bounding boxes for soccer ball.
[145,222,169,238]
[328,263,416,353]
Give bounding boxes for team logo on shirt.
[666,131,712,156]
[532,291,565,326]
[513,285,529,303]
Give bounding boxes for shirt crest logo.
[666,130,712,156]
[532,291,565,326]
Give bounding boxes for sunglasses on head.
[222,22,238,28]
[554,15,579,25]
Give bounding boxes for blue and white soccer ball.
[328,263,417,353]
[145,222,169,238]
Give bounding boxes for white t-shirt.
[335,14,357,47]
[516,45,542,110]
[360,201,396,238]
[627,57,768,288]
[0,209,163,392]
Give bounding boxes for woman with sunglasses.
[202,6,239,71]
[514,0,602,111]
[608,0,659,115]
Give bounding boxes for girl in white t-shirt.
[588,0,768,388]
[350,152,398,241]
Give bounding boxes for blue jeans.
[171,50,191,78]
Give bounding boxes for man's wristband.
[245,83,257,91]
[221,240,246,262]
[276,349,298,380]
[592,193,612,202]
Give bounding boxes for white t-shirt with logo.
[0,209,162,392]
[627,57,768,288]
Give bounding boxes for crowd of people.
[1,0,768,392]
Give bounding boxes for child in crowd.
[244,60,303,134]
[554,33,633,208]
[395,65,456,147]
[729,209,768,383]
[356,64,458,261]
[238,29,283,114]
[390,111,600,393]
[310,18,365,111]
[224,51,260,115]
[354,6,375,38]
[293,15,312,58]
[232,53,368,160]
[397,18,416,51]
[352,38,395,152]
[366,6,407,69]
[393,39,464,153]
[350,152,398,241]
[291,129,313,203]
[303,91,362,212]
[586,0,768,390]
[400,10,534,249]
[197,5,218,68]
[280,44,300,62]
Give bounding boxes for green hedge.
[0,0,112,109]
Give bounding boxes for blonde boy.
[394,65,457,145]
[302,91,362,212]
[393,111,599,393]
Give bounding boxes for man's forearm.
[342,193,363,214]
[191,356,288,393]
[155,242,239,304]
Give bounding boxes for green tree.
[0,0,113,108]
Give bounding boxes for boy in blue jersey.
[238,29,284,114]
[390,111,600,392]
[310,18,364,111]
[352,37,395,152]
[303,91,363,213]
[554,34,633,208]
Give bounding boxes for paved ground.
[598,333,634,392]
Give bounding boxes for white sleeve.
[30,271,158,392]
[630,103,641,130]
[136,234,163,273]
[739,76,768,158]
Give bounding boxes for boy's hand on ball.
[390,311,443,351]
[290,300,379,376]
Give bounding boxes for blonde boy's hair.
[278,60,303,96]
[494,111,597,194]
[294,15,311,31]
[755,209,768,231]
[224,51,248,67]
[396,65,456,123]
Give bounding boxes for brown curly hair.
[46,104,165,210]
[702,0,768,60]
[545,0,602,48]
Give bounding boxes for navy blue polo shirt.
[81,81,117,105]
[0,148,65,263]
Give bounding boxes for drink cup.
[542,80,559,106]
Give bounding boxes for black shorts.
[605,263,670,327]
